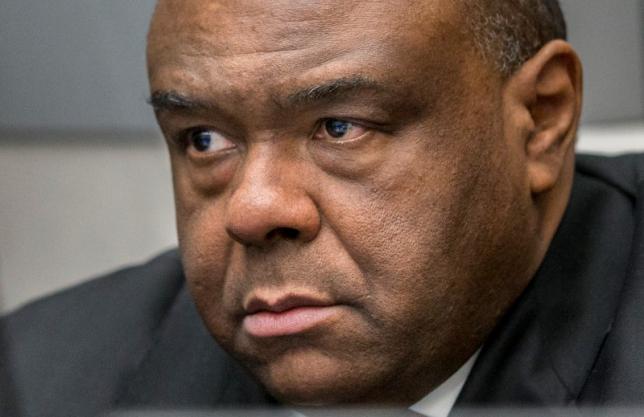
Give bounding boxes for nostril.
[266,227,300,241]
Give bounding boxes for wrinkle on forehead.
[148,0,455,60]
[150,0,351,57]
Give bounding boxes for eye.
[314,118,368,142]
[186,129,235,154]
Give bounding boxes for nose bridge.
[225,143,320,246]
[234,144,286,207]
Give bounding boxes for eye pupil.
[192,131,212,152]
[325,119,351,138]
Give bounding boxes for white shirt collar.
[290,350,480,417]
[409,351,480,417]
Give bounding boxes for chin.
[254,348,378,406]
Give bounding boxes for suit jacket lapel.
[455,170,636,408]
[577,181,644,403]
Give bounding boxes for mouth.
[242,293,342,338]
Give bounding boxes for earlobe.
[507,40,583,195]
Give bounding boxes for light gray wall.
[0,0,157,132]
[0,136,177,312]
[560,0,644,123]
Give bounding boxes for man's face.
[148,0,541,405]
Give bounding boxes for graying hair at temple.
[464,0,567,76]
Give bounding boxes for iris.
[192,131,213,152]
[325,119,352,138]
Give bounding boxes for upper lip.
[244,293,334,315]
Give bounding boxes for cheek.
[324,142,475,275]
[178,202,228,294]
[318,123,517,340]
[171,150,233,279]
[172,165,237,335]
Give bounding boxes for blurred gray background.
[1,0,643,312]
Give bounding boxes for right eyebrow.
[147,91,211,112]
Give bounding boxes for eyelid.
[183,127,237,158]
[313,118,371,142]
[175,126,223,146]
[320,115,395,132]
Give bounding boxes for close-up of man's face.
[146,0,578,407]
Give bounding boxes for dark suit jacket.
[2,154,643,417]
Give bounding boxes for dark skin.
[147,0,582,406]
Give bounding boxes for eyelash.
[172,126,210,149]
[313,118,367,140]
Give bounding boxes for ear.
[503,40,583,195]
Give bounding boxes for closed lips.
[242,294,341,338]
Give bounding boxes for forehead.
[147,0,469,111]
[149,0,455,52]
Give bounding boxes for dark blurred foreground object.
[1,154,644,417]
[107,408,427,417]
[104,408,644,417]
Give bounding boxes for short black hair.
[464,0,567,76]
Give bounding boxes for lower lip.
[243,306,340,338]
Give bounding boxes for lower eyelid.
[337,124,368,140]
[186,146,238,164]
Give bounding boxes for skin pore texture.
[147,0,582,406]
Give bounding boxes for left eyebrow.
[279,75,385,109]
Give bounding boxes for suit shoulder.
[1,249,185,417]
[3,249,184,333]
[576,153,644,198]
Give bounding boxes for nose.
[225,146,321,247]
